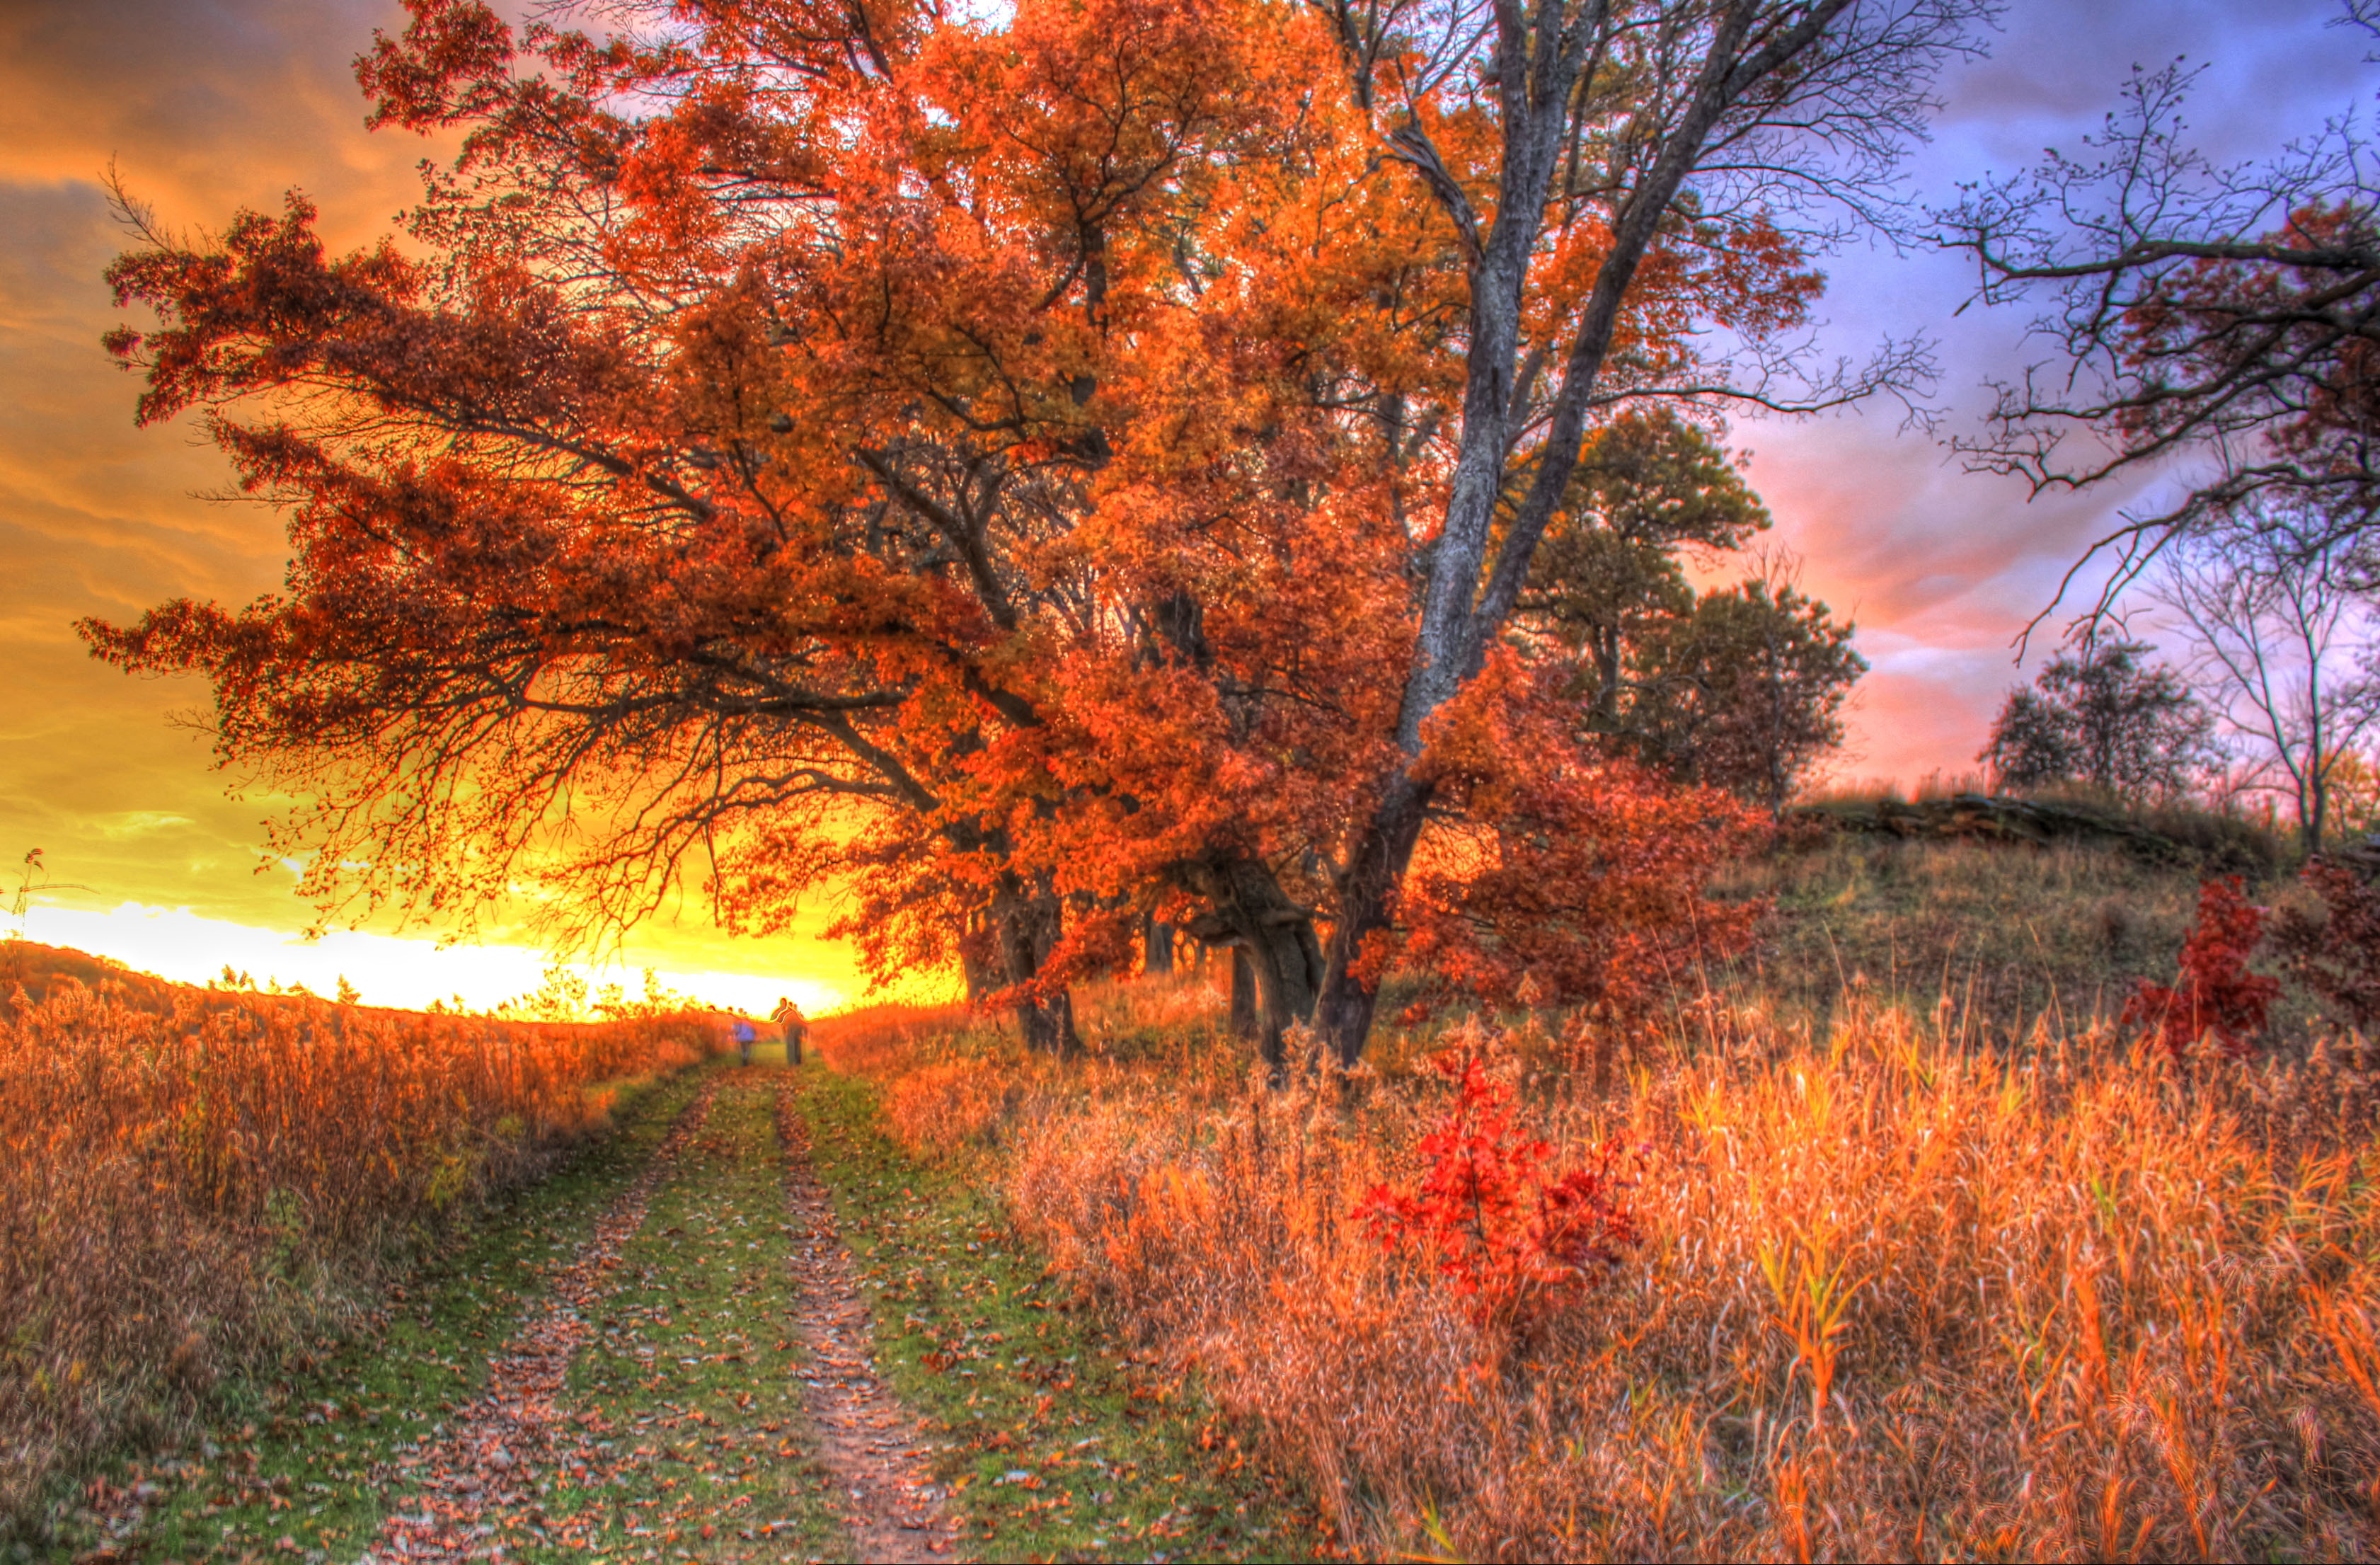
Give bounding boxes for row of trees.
[89,0,1945,1066]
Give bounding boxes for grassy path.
[773,1081,957,1563]
[786,1072,1337,1563]
[55,1053,1329,1564]
[363,1077,724,1560]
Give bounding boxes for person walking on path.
[771,997,807,1065]
[732,1017,757,1066]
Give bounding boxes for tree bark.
[1143,916,1175,976]
[1229,948,1257,1040]
[1311,773,1433,1066]
[991,876,1078,1056]
[1182,854,1325,1077]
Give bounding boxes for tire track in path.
[361,1075,721,1562]
[774,1078,959,1562]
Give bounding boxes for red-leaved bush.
[2272,858,2380,1031]
[1358,1048,1638,1344]
[2121,876,2279,1057]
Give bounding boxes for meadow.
[0,946,719,1532]
[815,823,2380,1562]
[11,819,2380,1562]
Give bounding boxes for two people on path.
[771,996,807,1065]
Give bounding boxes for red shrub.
[2272,858,2380,1031]
[2121,876,2279,1057]
[1357,1048,1638,1344]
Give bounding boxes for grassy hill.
[1718,805,2299,1038]
[1,938,191,1011]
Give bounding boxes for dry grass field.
[0,951,720,1527]
[815,829,2380,1562]
[14,820,2379,1562]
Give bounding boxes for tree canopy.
[88,0,1966,1064]
[1979,640,2215,803]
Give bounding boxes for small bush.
[1357,1043,1636,1348]
[2120,876,2280,1057]
[2272,858,2380,1031]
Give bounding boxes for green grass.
[517,1074,845,1561]
[787,1069,1338,1563]
[47,1069,706,1564]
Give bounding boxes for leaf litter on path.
[360,1076,723,1562]
[517,1076,844,1560]
[775,1078,960,1564]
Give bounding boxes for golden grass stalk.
[827,975,2380,1561]
[0,978,714,1530]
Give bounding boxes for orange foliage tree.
[87,0,1972,1065]
[1291,0,1984,1062]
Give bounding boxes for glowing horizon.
[9,899,952,1018]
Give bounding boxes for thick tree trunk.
[1183,855,1326,1077]
[991,877,1079,1056]
[1311,774,1435,1066]
[1243,915,1325,1076]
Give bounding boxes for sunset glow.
[13,901,863,1016]
[1,0,2364,986]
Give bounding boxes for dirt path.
[67,1061,1326,1562]
[361,1077,721,1562]
[774,1079,959,1562]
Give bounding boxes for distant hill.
[1,939,190,1011]
[0,939,421,1023]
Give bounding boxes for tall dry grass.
[829,976,2380,1561]
[0,975,718,1527]
[1698,830,2364,1048]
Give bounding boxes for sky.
[0,0,2369,1008]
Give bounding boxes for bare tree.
[1941,27,2380,613]
[2155,508,2380,852]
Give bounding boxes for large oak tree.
[89,0,1969,1064]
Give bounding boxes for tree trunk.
[1143,916,1175,976]
[959,908,1001,1002]
[1311,774,1434,1066]
[1183,855,1326,1077]
[1229,948,1257,1040]
[991,877,1079,1056]
[1246,917,1326,1077]
[1594,626,1625,728]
